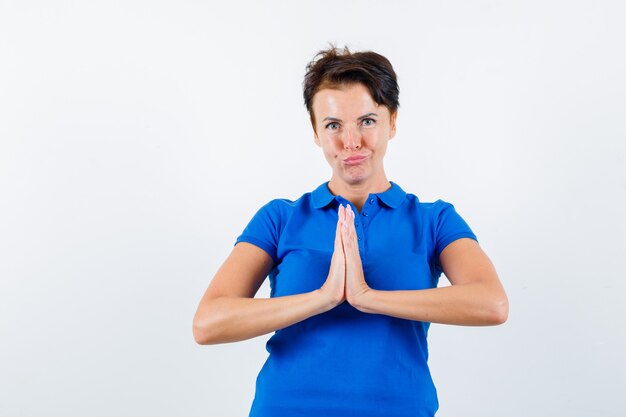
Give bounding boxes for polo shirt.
[235,181,478,417]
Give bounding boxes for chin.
[341,170,369,185]
[332,162,373,185]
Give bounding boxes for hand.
[342,205,371,306]
[319,205,347,307]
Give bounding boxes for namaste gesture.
[321,204,371,308]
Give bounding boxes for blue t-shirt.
[236,181,477,417]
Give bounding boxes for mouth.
[342,155,368,165]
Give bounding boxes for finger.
[342,205,348,232]
[340,205,348,251]
[344,205,355,236]
[344,206,359,254]
[336,205,344,239]
[342,206,351,252]
[350,209,357,243]
[341,207,353,248]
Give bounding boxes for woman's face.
[312,83,397,186]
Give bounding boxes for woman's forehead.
[312,84,384,117]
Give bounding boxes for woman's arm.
[342,206,508,325]
[193,214,346,345]
[352,238,508,325]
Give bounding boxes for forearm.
[352,282,508,326]
[193,289,333,345]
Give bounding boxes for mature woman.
[193,46,508,417]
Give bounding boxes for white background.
[1,1,625,416]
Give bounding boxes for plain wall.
[1,1,625,416]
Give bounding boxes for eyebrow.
[322,112,379,122]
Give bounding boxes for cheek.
[324,147,339,161]
[366,131,387,146]
[321,138,342,157]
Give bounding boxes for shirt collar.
[311,182,336,209]
[311,181,407,209]
[377,181,407,208]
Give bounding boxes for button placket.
[358,196,379,254]
[358,211,365,252]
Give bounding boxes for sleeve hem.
[435,233,478,259]
[235,236,278,265]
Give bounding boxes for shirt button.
[363,212,369,217]
[358,236,362,241]
[355,224,359,228]
[369,198,375,204]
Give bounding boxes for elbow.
[193,297,235,345]
[193,322,210,345]
[486,296,509,325]
[193,312,219,345]
[193,321,223,345]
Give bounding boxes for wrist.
[315,288,343,312]
[348,286,374,313]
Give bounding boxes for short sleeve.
[434,200,478,260]
[235,200,282,264]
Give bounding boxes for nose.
[342,124,362,150]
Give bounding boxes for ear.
[389,111,398,140]
[310,113,321,146]
[389,110,398,140]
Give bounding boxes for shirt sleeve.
[235,200,282,264]
[434,200,478,260]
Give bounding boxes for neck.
[328,172,391,212]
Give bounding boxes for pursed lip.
[342,155,369,165]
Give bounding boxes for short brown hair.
[303,45,400,128]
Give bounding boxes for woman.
[193,46,509,417]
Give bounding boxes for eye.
[362,118,376,126]
[325,122,340,130]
